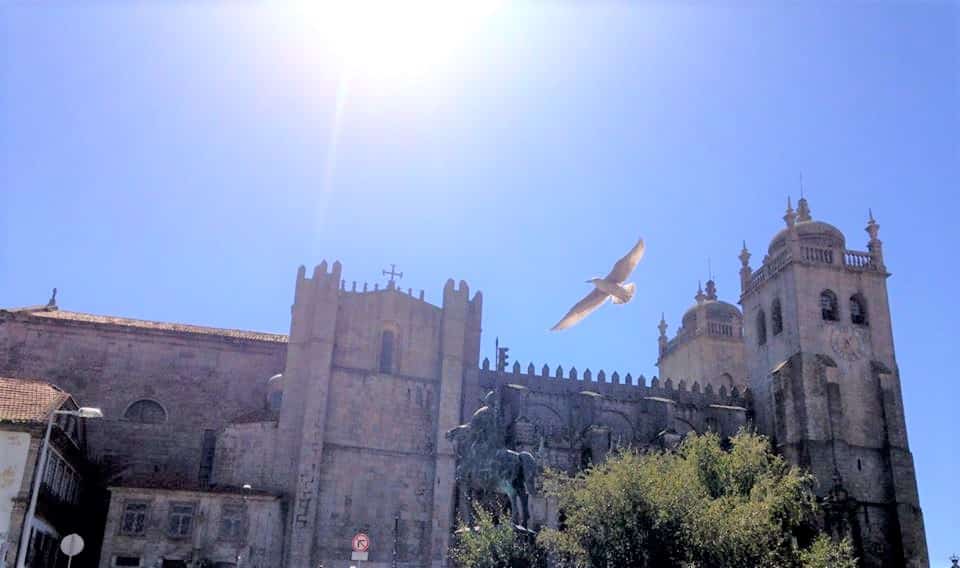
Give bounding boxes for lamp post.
[15,407,102,568]
[236,483,252,568]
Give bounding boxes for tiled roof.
[0,377,70,423]
[17,308,288,344]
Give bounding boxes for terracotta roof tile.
[21,309,288,344]
[0,377,70,423]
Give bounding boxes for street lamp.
[237,484,252,568]
[16,407,103,568]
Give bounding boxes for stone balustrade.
[743,247,880,297]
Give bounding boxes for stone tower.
[275,262,482,567]
[657,279,746,391]
[740,198,927,567]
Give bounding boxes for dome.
[767,198,845,255]
[767,220,845,255]
[679,280,742,330]
[681,299,742,329]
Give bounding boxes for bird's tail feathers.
[612,282,636,304]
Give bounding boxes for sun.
[301,0,503,82]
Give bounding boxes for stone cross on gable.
[382,264,403,289]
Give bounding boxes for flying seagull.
[551,237,646,331]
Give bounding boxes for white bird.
[551,237,646,331]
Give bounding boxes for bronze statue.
[446,390,538,528]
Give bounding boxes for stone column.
[429,279,471,566]
[276,262,341,568]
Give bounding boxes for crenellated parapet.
[297,262,484,319]
[477,360,749,407]
[335,277,432,304]
[467,360,752,477]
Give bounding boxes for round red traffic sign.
[352,532,370,552]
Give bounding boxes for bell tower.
[740,197,927,567]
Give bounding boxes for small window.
[114,556,142,567]
[756,310,767,346]
[124,400,167,424]
[167,503,196,538]
[219,503,245,540]
[820,290,839,321]
[120,502,149,536]
[771,298,783,335]
[268,390,282,412]
[850,294,868,325]
[379,330,396,374]
[199,429,216,488]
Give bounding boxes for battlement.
[478,358,749,406]
[334,278,432,303]
[293,262,482,311]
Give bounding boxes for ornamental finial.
[866,209,880,241]
[796,181,811,222]
[783,196,797,228]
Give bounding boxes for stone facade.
[741,198,927,567]
[0,197,927,567]
[0,309,286,492]
[657,279,746,392]
[98,487,283,568]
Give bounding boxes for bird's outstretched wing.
[551,289,609,331]
[605,237,646,283]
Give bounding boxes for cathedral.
[0,197,927,568]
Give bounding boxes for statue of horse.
[446,401,539,528]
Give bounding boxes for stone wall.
[464,367,751,530]
[212,421,280,493]
[658,334,746,391]
[273,263,482,568]
[0,308,286,489]
[98,487,283,568]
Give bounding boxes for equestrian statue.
[445,390,539,528]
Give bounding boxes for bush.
[535,430,857,568]
[451,504,544,568]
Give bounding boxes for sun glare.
[303,1,503,82]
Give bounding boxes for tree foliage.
[451,504,544,568]
[536,430,856,568]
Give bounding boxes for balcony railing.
[801,246,833,265]
[844,250,873,269]
[743,247,880,296]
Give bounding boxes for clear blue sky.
[2,1,957,562]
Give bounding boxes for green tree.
[451,504,544,568]
[799,535,858,568]
[536,430,857,568]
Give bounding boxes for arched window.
[771,298,783,335]
[379,330,396,374]
[124,399,167,424]
[850,294,868,325]
[756,310,767,346]
[820,290,839,321]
